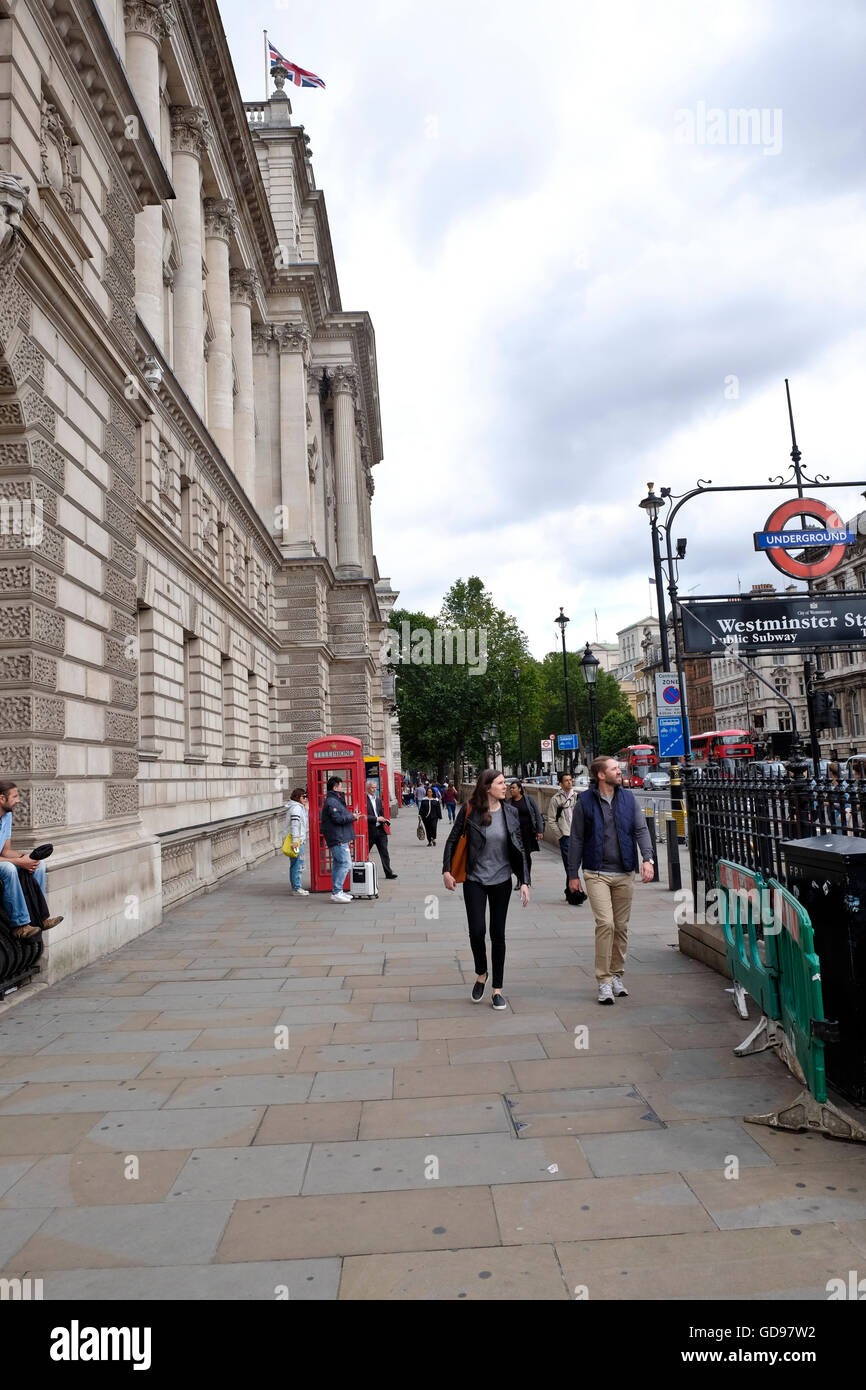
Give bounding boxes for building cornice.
[38,0,174,207]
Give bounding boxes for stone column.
[230,268,258,501]
[170,105,209,413]
[277,323,314,554]
[306,364,326,556]
[332,365,362,574]
[124,1,173,350]
[203,197,237,467]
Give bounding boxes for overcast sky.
[221,0,866,659]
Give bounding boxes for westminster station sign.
[680,594,866,653]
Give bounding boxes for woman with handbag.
[283,788,309,895]
[418,789,442,846]
[442,769,530,1010]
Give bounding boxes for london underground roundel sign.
[753,496,854,580]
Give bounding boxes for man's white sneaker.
[597,981,615,1005]
[337,891,353,902]
[330,892,351,904]
[611,974,629,998]
[292,888,310,896]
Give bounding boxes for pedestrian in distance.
[366,779,398,879]
[443,769,530,1010]
[284,787,310,895]
[547,770,578,898]
[321,775,362,903]
[418,789,442,846]
[443,782,459,822]
[508,780,545,887]
[567,755,655,1005]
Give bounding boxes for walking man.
[567,756,655,1004]
[321,776,362,903]
[547,770,578,897]
[366,780,397,879]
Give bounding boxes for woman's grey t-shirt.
[467,806,512,886]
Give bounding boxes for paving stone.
[32,1259,341,1300]
[580,1119,776,1177]
[137,1049,310,1079]
[339,1243,569,1300]
[6,1199,233,1269]
[358,1095,510,1140]
[134,1009,284,1031]
[1,1151,189,1207]
[216,1187,501,1261]
[446,1036,548,1065]
[650,1021,760,1049]
[0,1080,179,1115]
[510,1056,665,1091]
[0,1055,156,1083]
[302,1132,589,1194]
[308,1069,393,1102]
[296,1041,447,1072]
[537,1026,672,1059]
[166,1144,310,1200]
[393,1062,516,1099]
[638,1075,806,1122]
[417,1013,567,1039]
[648,1048,781,1082]
[0,1156,39,1197]
[0,1114,106,1156]
[683,1163,866,1229]
[78,1108,265,1152]
[745,1127,866,1168]
[493,1174,715,1243]
[555,1223,866,1300]
[38,1031,200,1055]
[330,1022,419,1043]
[277,1005,374,1025]
[0,1208,52,1264]
[0,1027,66,1053]
[165,1075,313,1107]
[254,1103,361,1144]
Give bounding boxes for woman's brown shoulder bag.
[450,805,469,883]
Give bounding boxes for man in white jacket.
[284,788,310,895]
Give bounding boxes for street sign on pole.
[655,672,681,711]
[655,672,687,757]
[540,739,553,765]
[657,714,686,758]
[557,734,578,750]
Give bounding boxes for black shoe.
[385,873,398,879]
[471,974,488,1002]
[491,992,507,1010]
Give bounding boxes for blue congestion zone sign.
[654,672,686,757]
[557,734,578,750]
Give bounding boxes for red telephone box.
[307,736,369,893]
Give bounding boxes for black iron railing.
[685,763,866,891]
[0,901,43,999]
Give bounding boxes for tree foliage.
[389,577,636,780]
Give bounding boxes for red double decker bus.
[690,729,755,764]
[615,744,658,787]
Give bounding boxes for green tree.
[598,707,639,755]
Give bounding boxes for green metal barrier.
[717,859,781,1023]
[766,878,828,1106]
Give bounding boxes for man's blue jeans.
[559,835,570,885]
[290,844,305,891]
[0,860,46,927]
[330,843,351,895]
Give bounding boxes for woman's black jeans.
[463,877,513,989]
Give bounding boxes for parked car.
[642,768,670,790]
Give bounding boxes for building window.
[853,692,861,737]
[778,711,792,731]
[773,653,786,665]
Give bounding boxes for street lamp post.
[639,483,671,671]
[555,607,575,774]
[513,664,525,778]
[580,642,600,760]
[639,483,687,818]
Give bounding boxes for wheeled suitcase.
[349,861,378,899]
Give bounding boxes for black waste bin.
[781,835,866,1106]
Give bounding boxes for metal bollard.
[665,815,682,892]
[645,807,660,882]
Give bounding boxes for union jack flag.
[268,42,326,88]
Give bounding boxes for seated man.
[0,780,63,940]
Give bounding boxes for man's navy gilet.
[579,787,638,872]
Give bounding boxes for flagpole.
[263,29,269,100]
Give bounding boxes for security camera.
[676,538,687,559]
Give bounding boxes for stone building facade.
[0,0,398,980]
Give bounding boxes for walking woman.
[443,782,459,822]
[418,788,443,846]
[442,769,530,1010]
[508,780,545,886]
